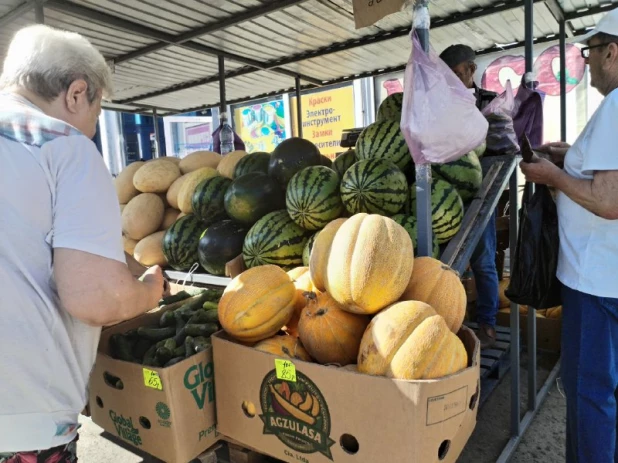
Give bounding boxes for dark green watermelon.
[268,138,321,187]
[234,152,271,179]
[191,176,232,224]
[198,220,249,275]
[432,151,483,204]
[391,214,440,258]
[320,155,333,168]
[224,172,285,226]
[162,214,207,271]
[376,92,404,122]
[243,210,313,269]
[333,149,356,178]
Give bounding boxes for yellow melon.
[253,335,312,362]
[217,150,248,179]
[133,231,167,267]
[309,218,347,291]
[177,167,218,213]
[114,161,144,204]
[133,159,181,193]
[499,278,511,309]
[160,208,180,230]
[166,174,189,210]
[179,151,221,174]
[122,235,138,255]
[121,193,165,241]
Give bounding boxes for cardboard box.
[213,326,480,463]
[351,0,408,29]
[496,311,562,352]
[89,297,219,463]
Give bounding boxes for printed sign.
[233,99,287,153]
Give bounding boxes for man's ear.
[606,42,618,68]
[65,79,88,114]
[471,62,478,74]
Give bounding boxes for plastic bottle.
[219,112,235,155]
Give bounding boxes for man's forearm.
[553,169,618,219]
[125,251,146,277]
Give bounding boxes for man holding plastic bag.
[439,44,505,349]
[520,10,618,462]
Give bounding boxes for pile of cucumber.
[109,288,224,367]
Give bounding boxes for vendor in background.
[440,44,500,349]
[0,25,168,460]
[520,9,618,462]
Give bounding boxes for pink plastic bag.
[400,33,489,166]
[481,80,520,155]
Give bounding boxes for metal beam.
[45,0,322,86]
[34,0,44,23]
[560,20,567,142]
[565,3,618,20]
[295,76,303,138]
[116,0,539,106]
[0,1,35,27]
[544,0,575,37]
[114,0,308,65]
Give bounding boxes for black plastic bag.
[505,183,562,309]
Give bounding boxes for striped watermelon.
[162,214,207,271]
[191,176,232,224]
[302,231,319,266]
[473,142,487,159]
[233,152,270,179]
[243,210,313,269]
[432,151,483,204]
[391,214,440,258]
[376,92,403,122]
[286,166,343,231]
[355,120,412,171]
[407,178,464,244]
[332,148,356,178]
[340,159,408,216]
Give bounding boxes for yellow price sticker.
[275,359,297,382]
[143,368,163,390]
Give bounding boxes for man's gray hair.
[0,24,113,102]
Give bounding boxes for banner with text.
[290,85,355,158]
[232,98,287,153]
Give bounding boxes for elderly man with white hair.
[521,8,618,462]
[0,25,166,460]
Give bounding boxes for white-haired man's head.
[0,24,113,138]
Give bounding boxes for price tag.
[275,359,297,382]
[143,368,163,390]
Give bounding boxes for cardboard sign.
[352,0,407,29]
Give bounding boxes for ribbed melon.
[286,166,343,231]
[224,172,285,226]
[191,176,232,224]
[233,152,271,179]
[332,149,356,178]
[243,210,313,269]
[432,151,483,203]
[355,120,412,171]
[340,159,408,216]
[407,178,464,245]
[302,232,318,266]
[162,214,207,271]
[391,214,440,259]
[376,92,403,122]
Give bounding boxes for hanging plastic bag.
[400,32,488,165]
[505,183,562,309]
[481,80,519,156]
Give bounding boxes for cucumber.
[202,301,218,311]
[158,291,191,307]
[155,346,173,365]
[185,336,196,357]
[173,346,185,357]
[137,326,176,342]
[194,336,212,352]
[142,345,158,366]
[187,309,219,325]
[159,311,176,327]
[164,357,185,367]
[163,338,176,351]
[185,323,218,337]
[132,338,152,361]
[110,334,137,362]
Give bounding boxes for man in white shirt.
[520,9,618,462]
[0,25,166,460]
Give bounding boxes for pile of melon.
[218,213,471,381]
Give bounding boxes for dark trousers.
[470,210,499,326]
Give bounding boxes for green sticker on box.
[275,359,296,382]
[143,368,163,390]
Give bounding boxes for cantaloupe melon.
[122,193,165,240]
[179,151,221,174]
[160,208,180,230]
[133,160,181,193]
[177,168,218,213]
[122,235,138,255]
[134,231,167,266]
[166,174,189,210]
[217,151,248,179]
[114,161,145,204]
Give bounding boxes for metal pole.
[295,76,303,138]
[524,0,537,413]
[35,0,44,23]
[413,0,433,257]
[218,55,226,114]
[509,170,521,438]
[559,20,567,142]
[152,109,161,158]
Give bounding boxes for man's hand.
[535,141,570,165]
[141,265,171,297]
[520,156,564,186]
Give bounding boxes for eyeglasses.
[580,43,615,58]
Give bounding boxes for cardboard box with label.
[214,326,480,463]
[496,311,562,352]
[89,290,219,463]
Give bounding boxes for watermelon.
[340,159,408,216]
[302,232,319,266]
[332,148,356,178]
[286,166,343,231]
[191,176,232,224]
[198,220,248,275]
[432,151,483,204]
[473,141,487,158]
[320,155,333,168]
[224,172,285,226]
[234,152,270,179]
[162,214,207,271]
[269,138,321,187]
[243,210,312,269]
[407,178,464,245]
[391,214,440,258]
[376,92,403,122]
[355,119,412,171]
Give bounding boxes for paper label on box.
[275,359,296,382]
[143,368,163,390]
[426,385,468,426]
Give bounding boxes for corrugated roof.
[0,0,614,115]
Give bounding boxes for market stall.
[3,0,615,461]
